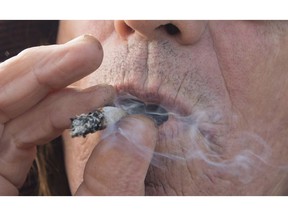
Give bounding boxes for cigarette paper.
[70,106,127,138]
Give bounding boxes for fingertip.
[81,84,116,106]
[66,34,102,50]
[82,34,103,52]
[82,84,116,97]
[120,114,158,131]
[116,114,158,148]
[64,34,104,73]
[68,34,103,54]
[100,84,117,104]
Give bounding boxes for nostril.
[114,21,135,40]
[163,23,180,36]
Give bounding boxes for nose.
[114,20,207,45]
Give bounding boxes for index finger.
[0,35,103,123]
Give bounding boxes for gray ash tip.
[70,110,105,138]
[70,107,127,138]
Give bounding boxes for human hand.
[75,115,158,195]
[0,35,115,195]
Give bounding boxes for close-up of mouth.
[115,85,191,116]
[114,96,169,126]
[2,19,288,199]
[112,87,228,142]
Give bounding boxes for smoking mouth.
[70,98,169,138]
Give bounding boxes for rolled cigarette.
[70,100,169,138]
[70,106,127,138]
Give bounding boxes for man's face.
[58,21,288,195]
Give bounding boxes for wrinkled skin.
[0,35,116,195]
[58,21,288,195]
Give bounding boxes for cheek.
[210,22,279,92]
[209,21,288,127]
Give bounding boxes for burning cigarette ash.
[70,99,169,138]
[70,106,127,138]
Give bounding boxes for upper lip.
[100,38,193,118]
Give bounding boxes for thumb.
[75,115,158,195]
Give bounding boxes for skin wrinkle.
[140,39,149,92]
[179,145,194,196]
[58,21,288,195]
[173,69,189,106]
[149,167,170,195]
[63,134,89,189]
[145,165,160,195]
[208,29,233,113]
[146,123,179,195]
[156,120,193,195]
[125,39,148,95]
[145,125,169,195]
[142,39,159,101]
[165,156,178,195]
[0,106,10,123]
[162,43,188,106]
[142,39,151,92]
[155,117,205,195]
[0,80,24,118]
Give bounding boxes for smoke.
[98,92,288,186]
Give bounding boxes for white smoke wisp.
[98,93,288,186]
